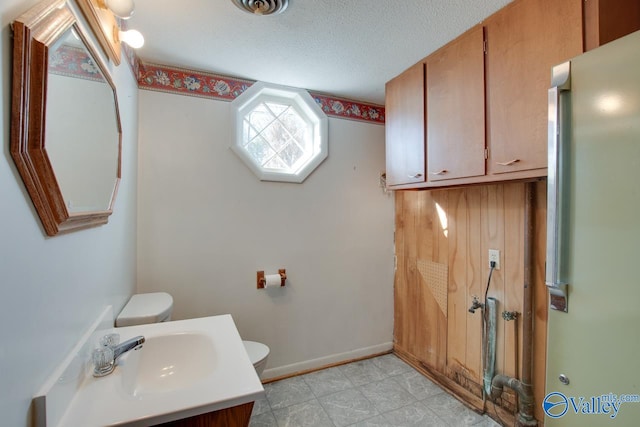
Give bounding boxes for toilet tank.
[116,292,174,327]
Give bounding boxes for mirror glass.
[11,0,122,236]
[46,26,119,213]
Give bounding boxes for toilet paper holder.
[257,269,286,289]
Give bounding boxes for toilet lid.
[116,292,173,327]
[243,340,270,363]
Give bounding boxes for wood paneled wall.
[394,181,548,424]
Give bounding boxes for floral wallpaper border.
[49,47,385,124]
[136,62,385,125]
[311,92,384,124]
[49,44,106,83]
[138,62,253,101]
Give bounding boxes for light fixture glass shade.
[119,29,144,48]
[105,0,135,19]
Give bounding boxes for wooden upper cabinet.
[484,0,582,176]
[384,0,636,189]
[385,62,425,186]
[584,0,640,51]
[426,26,486,182]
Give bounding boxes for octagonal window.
[231,82,328,183]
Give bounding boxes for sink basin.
[44,314,263,427]
[119,332,217,396]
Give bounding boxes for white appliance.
[544,30,640,426]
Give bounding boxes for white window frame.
[230,81,328,183]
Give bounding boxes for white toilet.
[241,340,270,377]
[116,292,270,378]
[115,292,174,326]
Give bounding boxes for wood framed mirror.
[11,0,122,236]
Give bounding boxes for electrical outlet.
[488,249,500,270]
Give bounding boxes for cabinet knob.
[429,169,447,176]
[408,173,423,179]
[496,159,520,166]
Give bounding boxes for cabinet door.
[426,26,485,182]
[485,0,582,175]
[584,0,640,51]
[385,63,425,187]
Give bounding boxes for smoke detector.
[231,0,289,16]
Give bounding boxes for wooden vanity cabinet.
[426,26,485,182]
[155,402,254,427]
[385,62,425,187]
[484,0,582,177]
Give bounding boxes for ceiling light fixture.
[96,0,145,48]
[231,0,289,16]
[118,29,145,49]
[100,0,135,19]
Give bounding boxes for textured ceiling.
[129,0,512,105]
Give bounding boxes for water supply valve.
[502,310,518,321]
[468,295,484,314]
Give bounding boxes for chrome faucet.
[113,336,145,360]
[93,335,145,377]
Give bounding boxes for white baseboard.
[261,342,393,381]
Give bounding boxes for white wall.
[137,90,395,377]
[0,1,138,425]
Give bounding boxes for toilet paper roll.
[264,274,282,288]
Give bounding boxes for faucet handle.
[92,346,115,377]
[100,333,120,348]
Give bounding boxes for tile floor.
[250,354,502,427]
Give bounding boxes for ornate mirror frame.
[11,0,122,236]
